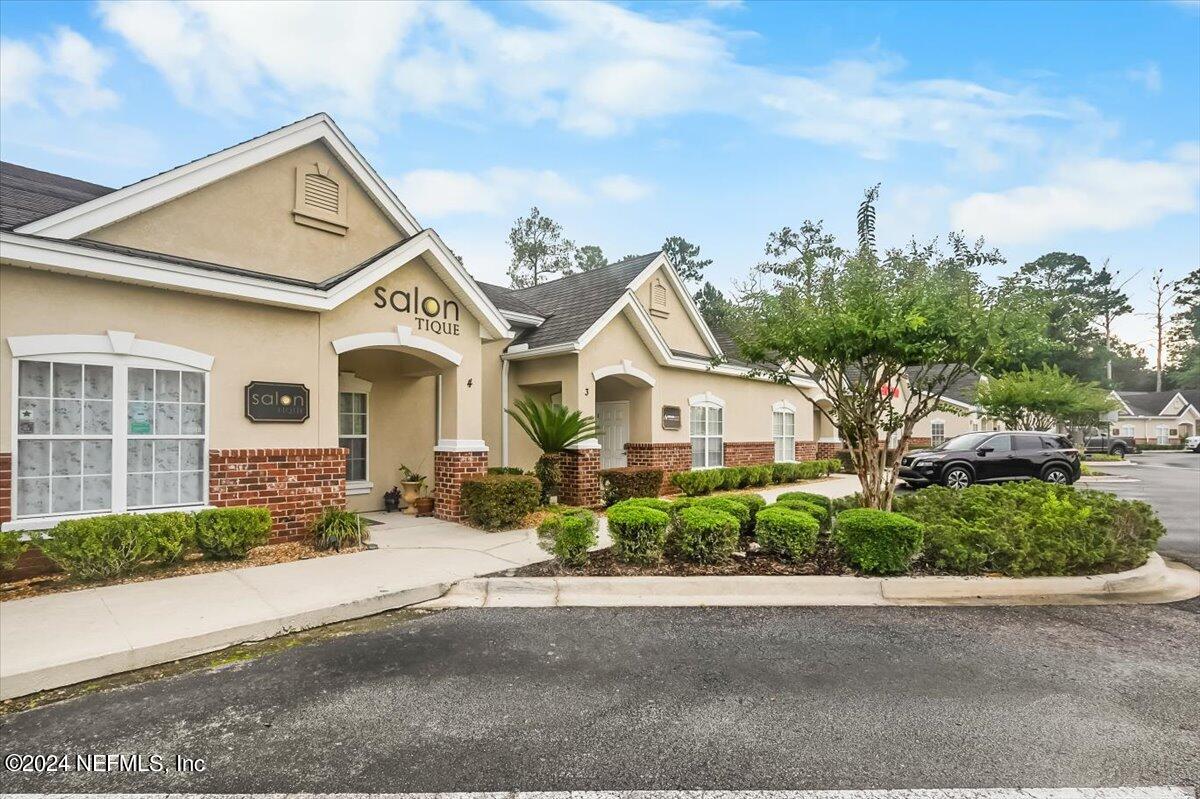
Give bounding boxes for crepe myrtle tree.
[973,365,1118,434]
[727,186,1041,510]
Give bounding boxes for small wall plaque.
[245,381,310,423]
[661,405,682,431]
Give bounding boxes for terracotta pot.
[400,480,423,515]
[414,496,435,517]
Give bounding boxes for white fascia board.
[627,251,723,358]
[501,341,580,360]
[501,310,546,327]
[1,231,513,340]
[1109,390,1135,416]
[16,114,422,240]
[1158,392,1189,416]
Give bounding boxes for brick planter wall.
[433,449,488,522]
[208,448,346,543]
[625,442,692,493]
[560,447,602,508]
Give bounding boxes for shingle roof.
[502,252,660,349]
[476,281,546,319]
[1115,390,1200,416]
[904,365,982,406]
[0,161,114,231]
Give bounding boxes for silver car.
[1186,434,1200,453]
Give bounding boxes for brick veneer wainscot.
[208,448,346,543]
[624,440,831,494]
[560,447,603,507]
[433,449,489,522]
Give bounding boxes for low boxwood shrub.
[725,493,767,525]
[770,462,799,484]
[607,503,671,565]
[833,508,924,575]
[756,505,820,560]
[610,497,673,514]
[775,497,829,527]
[34,511,195,579]
[745,465,772,487]
[537,508,598,567]
[718,467,749,490]
[311,508,368,551]
[830,493,863,514]
[669,506,740,564]
[460,474,542,530]
[146,512,196,564]
[778,490,833,514]
[694,496,752,534]
[487,466,527,475]
[670,469,723,496]
[0,530,27,572]
[894,482,1164,576]
[194,507,272,560]
[598,466,664,506]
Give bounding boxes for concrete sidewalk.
[0,474,861,699]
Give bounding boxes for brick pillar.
[433,448,488,522]
[560,445,602,508]
[0,452,10,525]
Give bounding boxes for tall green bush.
[833,508,924,575]
[669,506,740,564]
[607,502,671,565]
[194,507,272,560]
[598,466,664,506]
[460,474,542,530]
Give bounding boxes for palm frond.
[505,397,599,453]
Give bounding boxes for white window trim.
[6,342,213,532]
[772,401,796,463]
[690,398,725,470]
[1121,424,1135,437]
[930,419,947,447]
[338,373,372,491]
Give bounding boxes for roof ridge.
[509,250,660,296]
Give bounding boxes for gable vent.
[650,279,669,317]
[304,172,340,213]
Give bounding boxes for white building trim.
[689,391,726,408]
[7,330,214,371]
[434,439,489,452]
[626,251,724,358]
[772,399,797,413]
[592,359,656,387]
[331,325,464,367]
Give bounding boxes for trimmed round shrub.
[777,491,833,514]
[146,512,197,563]
[694,496,752,534]
[833,508,924,575]
[607,503,671,565]
[669,506,740,564]
[775,497,829,526]
[725,493,767,525]
[460,473,542,530]
[537,508,598,567]
[756,505,820,561]
[195,507,272,560]
[599,466,665,506]
[610,497,673,514]
[487,466,527,475]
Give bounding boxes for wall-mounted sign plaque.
[245,381,310,423]
[661,405,682,431]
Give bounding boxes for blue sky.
[2,0,1198,361]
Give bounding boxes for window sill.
[346,480,374,496]
[3,504,216,534]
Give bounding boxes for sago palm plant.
[505,397,599,500]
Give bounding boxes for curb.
[416,554,1200,609]
[0,581,450,701]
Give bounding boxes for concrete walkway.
[0,475,860,700]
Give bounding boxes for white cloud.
[94,0,1094,167]
[1126,62,1163,93]
[391,167,585,218]
[596,174,653,202]
[950,145,1200,245]
[0,28,117,113]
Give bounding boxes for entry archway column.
[433,356,488,522]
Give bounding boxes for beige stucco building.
[1,114,836,541]
[1106,390,1200,444]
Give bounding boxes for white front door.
[596,401,630,470]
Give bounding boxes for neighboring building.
[1,114,832,541]
[906,367,997,447]
[1106,390,1200,445]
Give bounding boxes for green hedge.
[0,530,27,572]
[670,469,723,496]
[537,508,598,567]
[775,497,829,527]
[194,507,272,560]
[460,473,542,530]
[669,506,740,564]
[607,502,671,565]
[612,497,674,514]
[598,466,664,506]
[724,493,767,524]
[777,490,833,513]
[34,511,196,580]
[893,482,1165,576]
[756,505,820,561]
[487,466,527,475]
[673,459,840,496]
[833,508,925,575]
[694,496,752,534]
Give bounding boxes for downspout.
[501,358,510,467]
[435,373,443,444]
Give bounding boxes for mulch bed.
[0,541,368,602]
[507,536,855,577]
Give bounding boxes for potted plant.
[398,464,427,515]
[414,495,435,517]
[505,398,599,503]
[383,486,401,513]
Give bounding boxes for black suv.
[898,431,1081,489]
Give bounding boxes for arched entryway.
[592,359,655,470]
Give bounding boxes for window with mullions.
[339,392,368,482]
[772,409,795,462]
[690,402,723,468]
